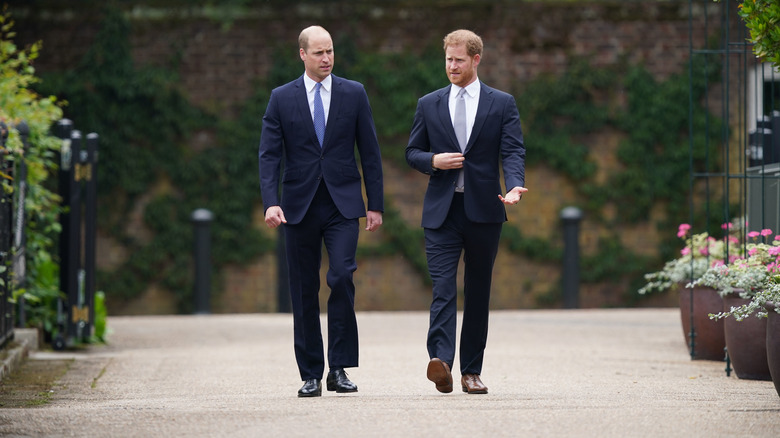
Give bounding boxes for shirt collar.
[304,74,332,93]
[451,78,480,100]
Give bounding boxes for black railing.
[0,121,14,347]
[0,118,100,350]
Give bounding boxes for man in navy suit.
[259,25,384,397]
[406,29,527,395]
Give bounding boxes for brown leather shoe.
[426,358,453,393]
[461,374,488,394]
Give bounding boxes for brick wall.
[8,1,735,313]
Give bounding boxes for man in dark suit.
[259,25,384,398]
[406,29,527,395]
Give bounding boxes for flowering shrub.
[711,282,780,320]
[638,223,741,294]
[696,228,780,320]
[695,228,780,293]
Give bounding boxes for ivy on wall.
[36,7,273,310]
[510,53,722,303]
[33,6,723,310]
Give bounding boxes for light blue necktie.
[313,82,325,147]
[454,88,467,190]
[454,88,467,151]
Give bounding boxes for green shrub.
[0,8,65,335]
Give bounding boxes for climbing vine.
[509,53,722,301]
[0,8,64,333]
[35,7,273,310]
[31,6,724,310]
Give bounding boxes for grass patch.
[0,359,73,408]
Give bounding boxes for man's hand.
[366,210,383,232]
[498,186,528,205]
[264,206,287,228]
[432,152,465,170]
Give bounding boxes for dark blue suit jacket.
[406,82,525,229]
[259,74,384,224]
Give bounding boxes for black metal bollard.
[51,120,99,347]
[63,129,83,341]
[52,119,72,350]
[191,208,213,314]
[560,206,583,309]
[83,133,98,336]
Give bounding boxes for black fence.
[0,119,98,350]
[0,122,14,347]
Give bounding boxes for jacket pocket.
[283,168,301,182]
[340,166,361,180]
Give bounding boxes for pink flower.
[722,222,733,230]
[749,248,758,256]
[681,247,691,255]
[769,247,780,256]
[711,260,725,267]
[699,248,709,256]
[748,231,760,239]
[762,229,774,237]
[677,223,691,238]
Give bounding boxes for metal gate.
[688,0,779,363]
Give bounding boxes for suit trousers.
[424,193,502,375]
[284,181,360,380]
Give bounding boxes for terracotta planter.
[765,303,780,398]
[678,286,725,361]
[722,293,771,380]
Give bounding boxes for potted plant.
[759,292,780,398]
[640,223,739,360]
[708,285,780,397]
[695,229,779,380]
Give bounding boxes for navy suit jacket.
[406,82,525,229]
[259,74,384,224]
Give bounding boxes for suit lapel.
[437,87,461,152]
[294,76,320,147]
[322,75,342,150]
[465,83,494,154]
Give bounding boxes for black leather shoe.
[297,379,322,397]
[326,369,358,393]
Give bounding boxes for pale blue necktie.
[313,82,325,147]
[454,88,467,190]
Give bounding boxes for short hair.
[298,25,329,51]
[443,29,483,57]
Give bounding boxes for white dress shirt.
[449,79,481,143]
[304,73,332,123]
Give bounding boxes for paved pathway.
[0,309,778,437]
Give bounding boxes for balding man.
[259,25,384,397]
